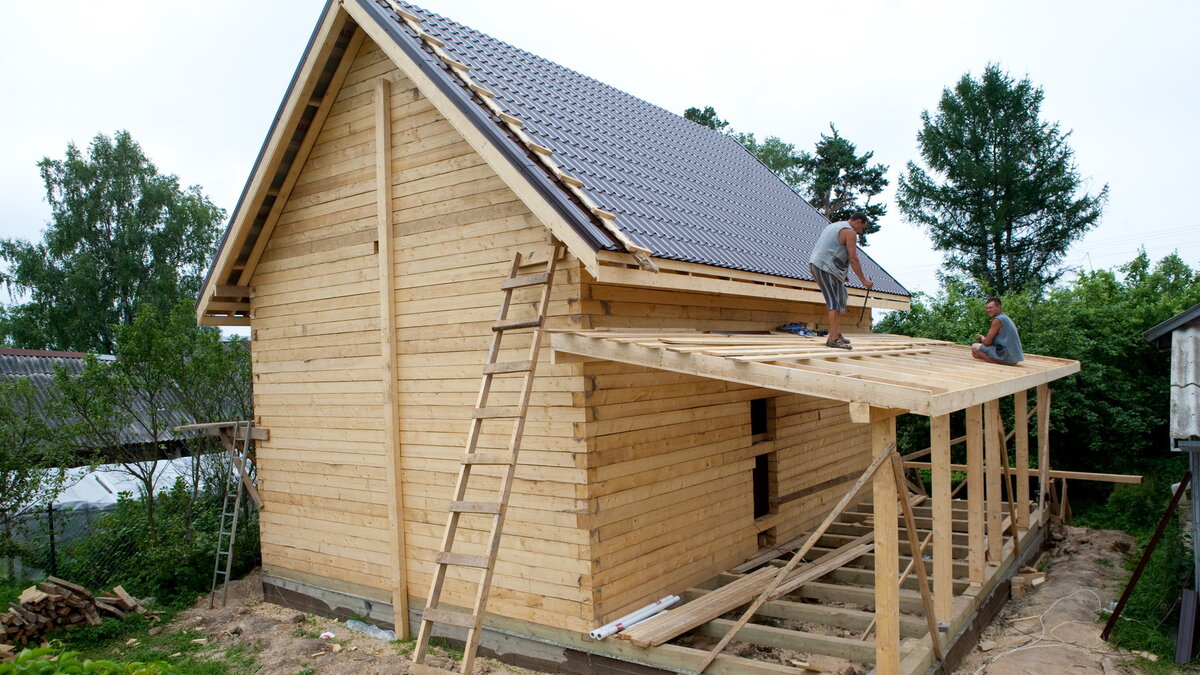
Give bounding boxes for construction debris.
[0,577,147,647]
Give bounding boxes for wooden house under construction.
[196,1,1082,673]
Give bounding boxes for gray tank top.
[992,313,1025,364]
[809,221,852,279]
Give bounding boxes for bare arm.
[976,318,1001,345]
[839,228,874,289]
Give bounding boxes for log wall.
[581,284,873,623]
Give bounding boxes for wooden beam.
[902,462,1143,485]
[983,400,1004,564]
[375,76,410,640]
[1037,384,1051,517]
[698,619,877,664]
[966,405,985,584]
[890,453,943,661]
[174,421,268,441]
[930,414,954,623]
[693,442,897,673]
[872,415,900,675]
[849,401,871,424]
[683,588,929,639]
[1015,390,1030,529]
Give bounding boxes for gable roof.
[198,0,908,323]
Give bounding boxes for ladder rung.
[449,500,503,514]
[435,552,491,568]
[473,406,523,419]
[501,272,550,290]
[492,318,542,332]
[422,607,476,628]
[483,360,533,375]
[463,452,515,465]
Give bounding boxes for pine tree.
[896,65,1108,295]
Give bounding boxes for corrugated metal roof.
[361,0,908,297]
[0,350,197,447]
[1171,323,1200,440]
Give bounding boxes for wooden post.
[375,76,410,639]
[890,452,944,661]
[930,414,953,622]
[983,399,1004,564]
[1015,390,1030,530]
[1036,384,1051,522]
[872,414,900,675]
[966,405,985,584]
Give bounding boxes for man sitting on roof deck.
[808,212,874,350]
[971,297,1025,365]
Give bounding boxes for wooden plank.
[375,75,410,640]
[698,619,877,664]
[1015,389,1030,529]
[889,453,943,661]
[692,441,896,673]
[930,413,954,623]
[1037,384,1051,516]
[966,405,985,584]
[871,416,899,675]
[983,399,1004,564]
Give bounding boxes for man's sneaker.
[838,334,852,344]
[825,339,852,350]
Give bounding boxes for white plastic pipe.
[588,595,679,640]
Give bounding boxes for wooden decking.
[615,496,1047,675]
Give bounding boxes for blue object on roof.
[357,0,909,297]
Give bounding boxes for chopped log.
[112,586,145,614]
[18,588,47,605]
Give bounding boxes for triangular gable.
[198,0,909,325]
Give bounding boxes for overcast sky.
[3,0,1197,302]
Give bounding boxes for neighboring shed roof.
[365,0,907,295]
[0,348,195,447]
[1144,301,1200,349]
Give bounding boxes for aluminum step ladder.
[210,420,253,608]
[410,241,565,674]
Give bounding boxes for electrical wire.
[970,587,1134,674]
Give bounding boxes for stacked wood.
[0,577,144,646]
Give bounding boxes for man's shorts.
[978,344,1019,365]
[810,263,848,312]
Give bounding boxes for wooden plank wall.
[250,38,593,632]
[581,284,873,623]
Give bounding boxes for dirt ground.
[174,525,1151,674]
[173,572,535,674]
[955,524,1146,674]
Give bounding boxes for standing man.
[808,212,874,350]
[971,297,1025,364]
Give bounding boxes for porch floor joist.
[613,497,1046,675]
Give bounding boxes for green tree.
[795,124,888,238]
[684,107,887,240]
[896,64,1108,296]
[0,379,70,578]
[0,131,224,353]
[877,251,1200,475]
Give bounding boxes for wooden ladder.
[410,241,565,674]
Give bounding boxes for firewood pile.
[1,577,147,648]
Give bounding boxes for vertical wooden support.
[872,414,900,675]
[1014,390,1030,530]
[1036,384,1051,521]
[375,76,410,639]
[983,399,1004,563]
[966,405,985,584]
[930,414,954,622]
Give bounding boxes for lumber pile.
[0,577,145,647]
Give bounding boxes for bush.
[31,478,259,604]
[0,647,177,674]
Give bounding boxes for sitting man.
[971,297,1024,365]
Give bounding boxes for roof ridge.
[380,0,658,272]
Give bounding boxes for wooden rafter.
[549,330,1080,417]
